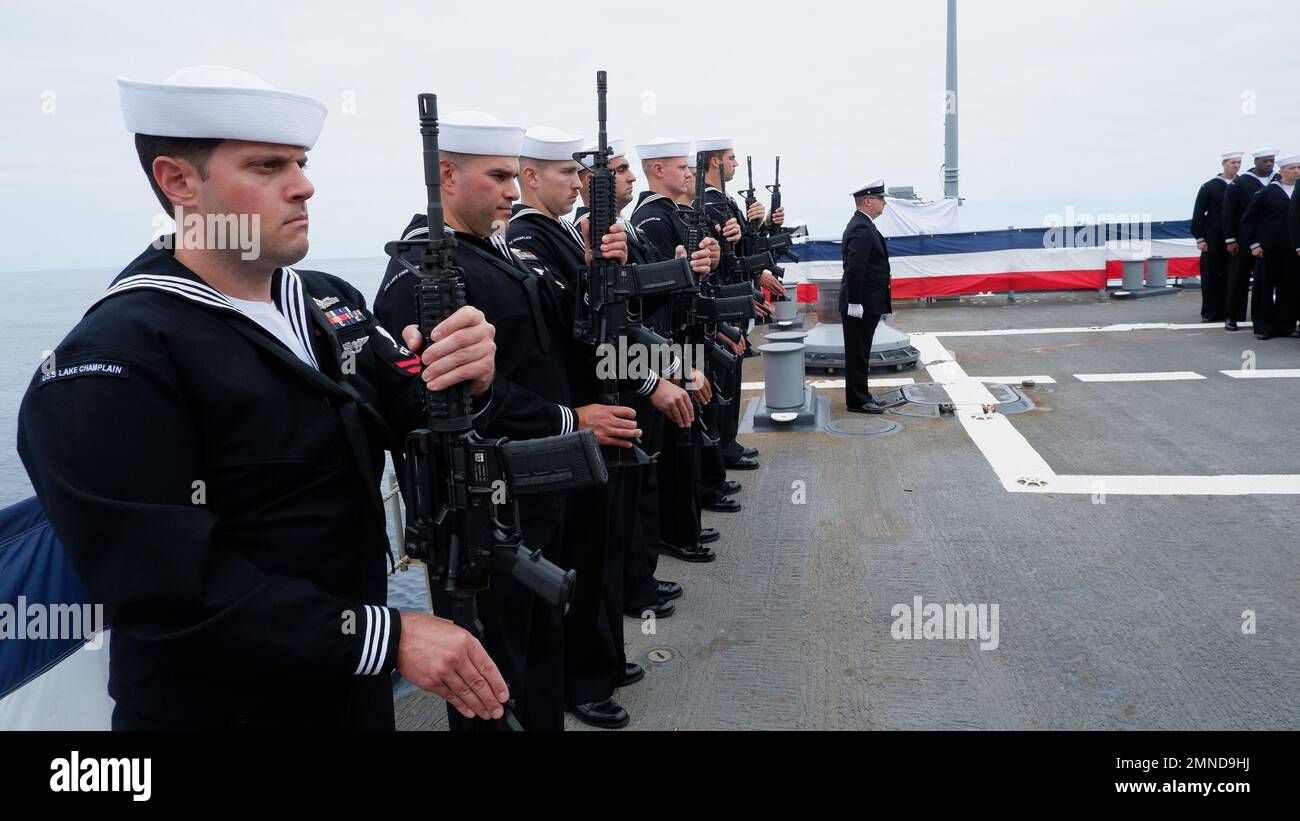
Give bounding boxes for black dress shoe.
[698,528,720,544]
[725,456,760,470]
[741,446,759,459]
[570,698,630,729]
[846,401,886,414]
[659,541,717,562]
[720,480,743,495]
[617,663,645,688]
[1255,333,1272,340]
[704,497,742,513]
[1225,319,1238,331]
[655,580,683,600]
[624,598,675,619]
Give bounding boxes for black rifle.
[572,70,695,467]
[760,155,799,263]
[739,155,762,232]
[384,93,609,731]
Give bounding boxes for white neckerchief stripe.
[631,193,670,218]
[280,267,320,370]
[403,226,429,241]
[100,274,236,310]
[489,233,515,262]
[559,217,585,249]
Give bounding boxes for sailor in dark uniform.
[630,139,724,562]
[1192,151,1242,325]
[373,111,584,730]
[506,126,647,729]
[573,139,711,627]
[698,137,766,478]
[1240,154,1300,340]
[841,179,893,413]
[17,67,507,730]
[1222,148,1279,331]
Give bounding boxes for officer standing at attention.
[841,180,893,413]
[17,66,507,730]
[1192,151,1242,326]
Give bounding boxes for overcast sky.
[2,0,1296,271]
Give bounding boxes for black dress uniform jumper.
[375,216,578,730]
[840,210,893,408]
[17,241,448,730]
[1222,170,1279,324]
[630,192,707,549]
[507,203,658,707]
[1240,180,1300,337]
[1191,175,1231,321]
[573,205,677,612]
[703,185,751,467]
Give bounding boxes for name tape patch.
[39,360,130,386]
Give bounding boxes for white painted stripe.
[974,375,1058,385]
[911,333,1058,490]
[740,377,916,391]
[354,604,376,676]
[928,321,1249,338]
[1074,371,1204,382]
[1220,369,1300,379]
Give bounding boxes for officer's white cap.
[440,111,525,156]
[1252,147,1278,158]
[576,139,626,171]
[520,126,585,161]
[117,65,327,148]
[1277,154,1300,168]
[693,137,734,153]
[636,138,691,160]
[852,179,886,198]
[1221,151,1245,161]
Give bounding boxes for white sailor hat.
[852,178,886,198]
[576,138,626,171]
[441,111,525,156]
[520,126,585,161]
[1252,147,1278,158]
[636,138,691,160]
[1221,151,1245,161]
[117,65,327,148]
[1276,154,1300,168]
[693,137,734,153]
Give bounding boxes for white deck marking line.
[740,377,915,391]
[915,331,1300,495]
[1221,369,1300,379]
[1074,371,1205,382]
[974,375,1058,385]
[923,321,1251,338]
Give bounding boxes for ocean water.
[0,255,430,611]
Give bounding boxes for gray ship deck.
[397,289,1300,730]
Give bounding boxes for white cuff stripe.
[638,372,660,396]
[354,604,376,675]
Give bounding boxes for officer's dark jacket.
[1191,176,1230,244]
[839,210,892,316]
[16,241,476,727]
[1240,182,1296,253]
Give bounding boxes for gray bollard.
[1146,256,1168,288]
[758,341,806,410]
[765,330,808,344]
[1121,258,1146,291]
[773,297,798,324]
